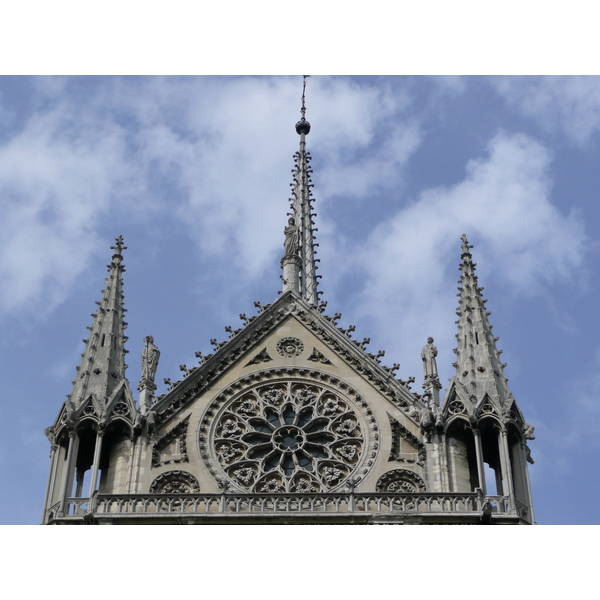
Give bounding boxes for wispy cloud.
[493,76,600,146]
[0,76,420,320]
[340,131,586,381]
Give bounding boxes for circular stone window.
[199,370,377,493]
[276,337,304,358]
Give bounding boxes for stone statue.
[141,336,160,384]
[421,337,438,378]
[283,217,299,257]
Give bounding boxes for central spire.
[281,76,320,305]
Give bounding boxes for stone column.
[472,428,486,495]
[127,435,137,494]
[281,255,301,296]
[439,433,450,492]
[58,431,79,516]
[498,428,515,513]
[88,430,104,498]
[41,444,59,524]
[521,442,535,523]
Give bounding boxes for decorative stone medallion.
[199,369,378,493]
[149,470,200,494]
[376,469,426,493]
[448,400,466,415]
[276,337,304,358]
[112,402,130,417]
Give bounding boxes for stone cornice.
[152,292,421,428]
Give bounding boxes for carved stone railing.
[514,498,531,521]
[485,495,509,514]
[46,492,521,522]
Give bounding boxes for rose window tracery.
[206,378,369,493]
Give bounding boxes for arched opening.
[479,419,503,496]
[72,423,97,498]
[445,419,479,492]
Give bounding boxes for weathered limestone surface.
[42,83,535,525]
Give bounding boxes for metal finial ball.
[295,118,311,135]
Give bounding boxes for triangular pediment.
[442,379,474,422]
[103,380,136,424]
[153,292,421,430]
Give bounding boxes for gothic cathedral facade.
[42,88,535,525]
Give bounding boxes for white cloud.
[0,76,421,322]
[343,131,586,382]
[493,76,600,146]
[0,103,138,316]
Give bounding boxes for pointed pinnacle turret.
[452,234,509,408]
[281,75,320,305]
[67,236,130,408]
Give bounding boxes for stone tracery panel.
[150,470,200,494]
[376,469,426,493]
[200,370,377,493]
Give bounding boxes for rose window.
[208,379,367,493]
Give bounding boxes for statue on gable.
[421,337,438,378]
[141,335,160,385]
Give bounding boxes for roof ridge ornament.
[295,75,311,135]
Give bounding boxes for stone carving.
[376,469,426,493]
[149,470,200,494]
[307,347,332,365]
[283,217,299,257]
[140,336,160,387]
[480,401,497,416]
[276,337,304,358]
[112,401,130,417]
[421,337,438,378]
[523,423,535,440]
[202,372,376,493]
[448,400,466,415]
[387,413,426,465]
[152,414,191,468]
[245,348,272,366]
[83,404,97,416]
[419,405,435,441]
[155,299,417,427]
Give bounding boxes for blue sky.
[1,75,599,525]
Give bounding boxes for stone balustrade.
[45,491,531,524]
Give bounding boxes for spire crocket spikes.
[281,75,320,305]
[452,234,510,408]
[67,236,130,408]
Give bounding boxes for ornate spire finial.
[111,235,127,255]
[281,75,320,306]
[111,235,127,266]
[282,76,319,304]
[295,75,311,135]
[461,233,473,256]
